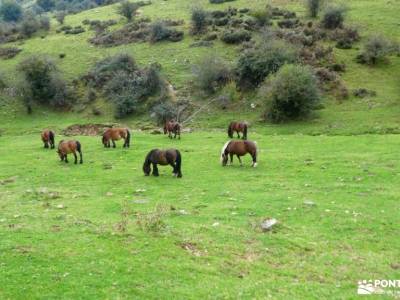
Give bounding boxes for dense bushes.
[192,55,232,94]
[84,54,164,118]
[236,40,297,89]
[191,7,208,35]
[322,6,345,29]
[262,64,320,123]
[221,29,251,44]
[149,21,183,43]
[151,102,177,124]
[18,55,71,112]
[0,46,21,59]
[357,35,397,65]
[0,1,23,22]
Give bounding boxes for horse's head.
[143,161,151,176]
[220,141,231,166]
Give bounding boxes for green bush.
[236,40,297,89]
[151,102,177,125]
[192,55,232,94]
[220,29,251,44]
[357,35,397,65]
[18,55,71,112]
[250,9,272,27]
[191,7,208,35]
[262,64,320,123]
[0,1,23,22]
[306,0,323,18]
[149,21,184,43]
[322,6,346,29]
[117,1,139,22]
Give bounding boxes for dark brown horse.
[143,149,182,178]
[164,120,181,139]
[220,140,257,167]
[228,121,248,140]
[57,140,83,164]
[41,130,55,149]
[102,128,131,148]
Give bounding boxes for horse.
[102,128,131,148]
[143,149,182,178]
[164,120,181,139]
[228,121,248,140]
[220,140,257,167]
[41,130,55,149]
[57,140,83,164]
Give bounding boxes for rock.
[57,204,65,209]
[106,192,113,196]
[260,218,278,232]
[212,222,220,227]
[131,199,148,204]
[303,200,316,206]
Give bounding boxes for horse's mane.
[220,141,231,163]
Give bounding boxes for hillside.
[0,0,399,134]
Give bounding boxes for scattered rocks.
[260,218,278,232]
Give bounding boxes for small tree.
[322,6,346,29]
[0,1,23,22]
[55,11,66,25]
[306,0,323,18]
[262,64,320,123]
[358,35,397,65]
[117,1,139,22]
[191,7,208,35]
[192,55,232,94]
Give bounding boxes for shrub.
[149,21,184,43]
[191,7,208,35]
[18,55,71,111]
[277,18,300,29]
[306,0,323,18]
[37,0,55,12]
[262,64,320,123]
[151,102,177,124]
[357,35,397,65]
[55,11,66,25]
[0,1,23,22]
[19,15,40,38]
[192,55,232,94]
[117,1,139,22]
[322,6,346,29]
[0,46,21,59]
[0,71,6,89]
[221,29,251,44]
[39,16,50,31]
[250,9,272,27]
[236,40,297,89]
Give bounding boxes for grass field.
[1,130,399,299]
[1,0,400,298]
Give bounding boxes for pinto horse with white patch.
[220,140,257,167]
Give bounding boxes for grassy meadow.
[1,0,400,298]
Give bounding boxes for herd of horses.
[41,121,257,178]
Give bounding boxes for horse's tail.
[49,131,55,146]
[175,149,182,177]
[126,129,131,147]
[227,123,233,138]
[253,141,258,166]
[76,140,83,163]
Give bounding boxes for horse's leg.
[73,151,78,164]
[237,155,243,166]
[152,163,159,176]
[123,137,127,148]
[112,140,116,148]
[174,131,177,139]
[64,154,69,163]
[237,131,240,138]
[251,151,257,167]
[44,141,48,148]
[169,131,172,139]
[229,153,233,165]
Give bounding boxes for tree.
[190,7,208,34]
[0,1,23,22]
[306,0,323,18]
[55,11,66,25]
[358,35,397,65]
[116,1,139,22]
[36,0,55,12]
[262,64,320,123]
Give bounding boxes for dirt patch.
[62,124,115,136]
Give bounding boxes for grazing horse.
[102,128,131,148]
[57,140,83,164]
[228,121,248,140]
[220,140,257,167]
[143,149,182,178]
[41,130,55,149]
[164,120,181,139]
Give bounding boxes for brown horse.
[164,120,181,139]
[220,140,257,167]
[102,128,131,148]
[57,140,83,164]
[41,130,55,149]
[143,149,182,178]
[228,121,248,140]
